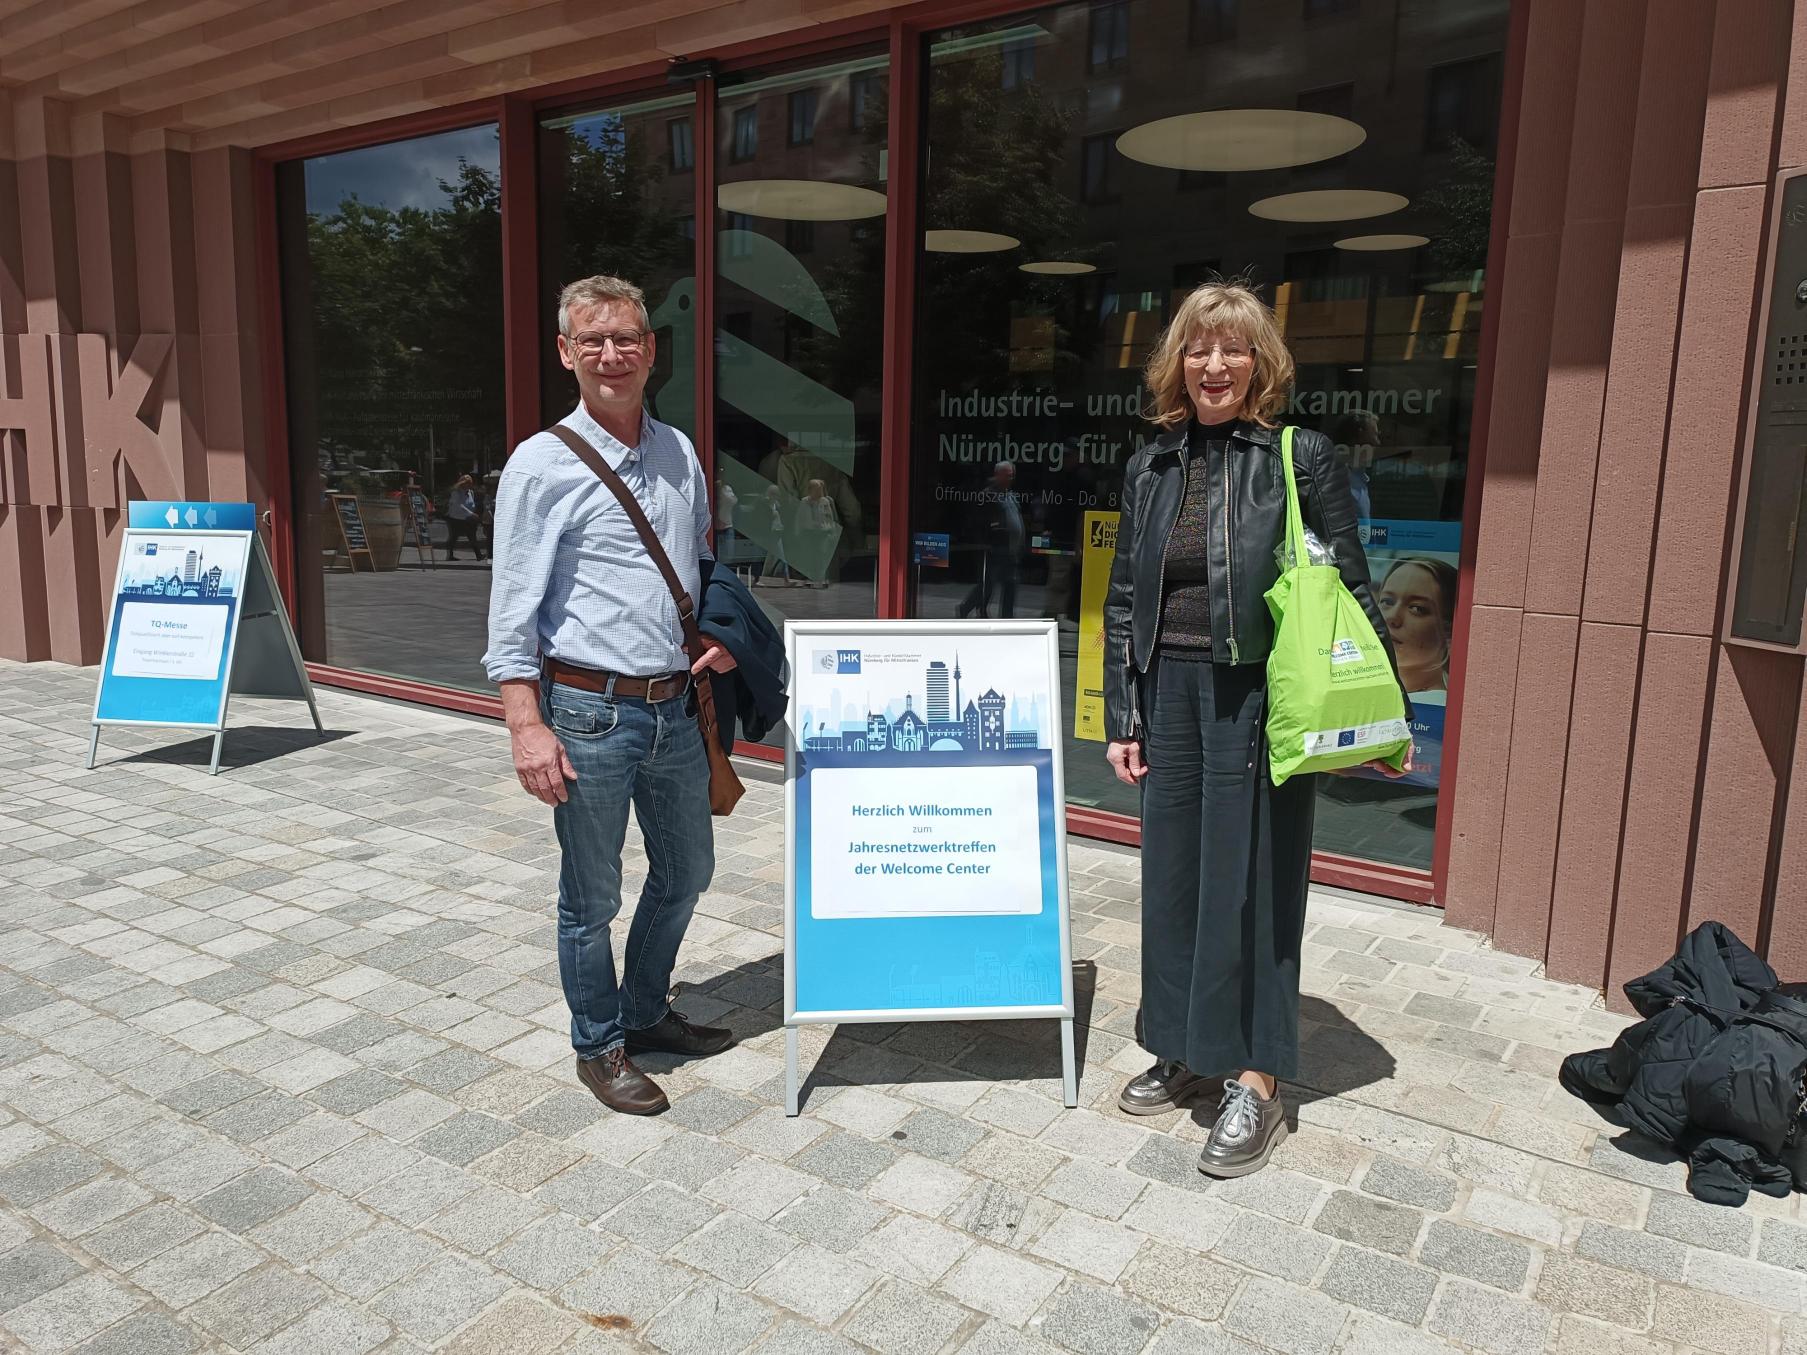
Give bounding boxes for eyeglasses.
[569,330,648,356]
[1184,340,1254,366]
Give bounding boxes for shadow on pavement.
[700,959,1103,1106]
[106,726,353,771]
[1277,996,1399,1124]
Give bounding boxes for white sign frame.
[781,618,1077,1116]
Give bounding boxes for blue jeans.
[543,679,715,1059]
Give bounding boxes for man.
[445,474,484,561]
[957,460,1025,619]
[484,274,736,1116]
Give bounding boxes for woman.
[1102,281,1409,1178]
[1378,557,1456,693]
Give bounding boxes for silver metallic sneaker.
[1117,1059,1207,1116]
[1197,1080,1287,1177]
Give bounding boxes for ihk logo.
[836,650,861,673]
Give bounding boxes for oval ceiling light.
[1249,189,1407,223]
[1020,261,1097,275]
[1116,109,1365,172]
[925,229,1020,253]
[717,179,887,221]
[1334,233,1430,251]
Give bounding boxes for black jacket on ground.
[698,559,788,752]
[1101,420,1401,742]
[1561,922,1807,1206]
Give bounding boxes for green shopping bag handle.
[1277,425,1309,570]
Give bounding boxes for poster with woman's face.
[1347,533,1459,791]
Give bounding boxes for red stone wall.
[0,92,268,665]
[1445,0,1807,999]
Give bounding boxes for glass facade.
[276,125,506,690]
[538,93,700,438]
[712,51,890,650]
[908,0,1507,868]
[270,0,1512,880]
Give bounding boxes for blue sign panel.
[90,502,320,777]
[95,519,254,729]
[912,532,950,566]
[128,502,258,532]
[794,751,1065,1013]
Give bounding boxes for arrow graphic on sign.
[204,509,217,527]
[184,507,199,527]
[164,507,179,527]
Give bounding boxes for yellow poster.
[1074,510,1120,742]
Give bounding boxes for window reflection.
[277,124,505,690]
[910,0,1508,868]
[538,93,698,438]
[1189,0,1238,44]
[713,50,890,672]
[669,119,695,172]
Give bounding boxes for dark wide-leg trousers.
[1138,657,1317,1081]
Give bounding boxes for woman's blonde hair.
[1144,281,1295,429]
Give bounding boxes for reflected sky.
[303,123,500,216]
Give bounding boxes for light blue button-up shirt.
[483,403,712,685]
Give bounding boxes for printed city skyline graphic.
[118,542,240,601]
[797,652,1050,754]
[886,946,1054,1006]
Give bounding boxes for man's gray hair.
[557,275,650,337]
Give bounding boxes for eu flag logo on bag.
[1337,730,1356,748]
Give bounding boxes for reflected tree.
[914,50,1081,394]
[540,114,695,417]
[1420,137,1494,279]
[306,157,506,490]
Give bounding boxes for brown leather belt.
[543,657,690,702]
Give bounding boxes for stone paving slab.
[0,658,1791,1354]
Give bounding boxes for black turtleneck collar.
[1187,417,1278,451]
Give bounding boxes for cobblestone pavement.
[0,658,1798,1355]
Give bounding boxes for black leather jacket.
[1102,420,1403,742]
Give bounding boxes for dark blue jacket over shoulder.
[699,560,788,752]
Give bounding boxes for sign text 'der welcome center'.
[813,766,1042,914]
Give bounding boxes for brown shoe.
[625,1008,735,1058]
[575,1049,669,1115]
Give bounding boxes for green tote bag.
[1263,426,1412,785]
